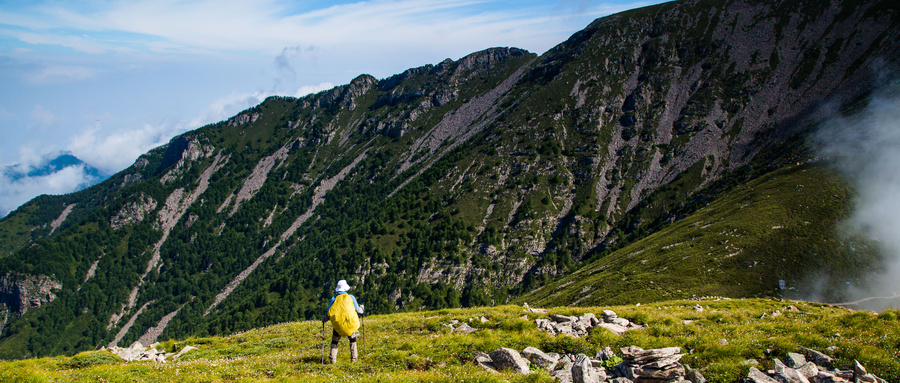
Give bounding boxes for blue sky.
[0,0,662,216]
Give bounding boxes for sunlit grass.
[1,300,897,382]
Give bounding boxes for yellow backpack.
[327,294,360,336]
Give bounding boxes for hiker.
[322,279,364,363]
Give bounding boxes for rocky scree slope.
[0,0,898,360]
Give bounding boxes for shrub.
[541,335,594,355]
[877,310,900,321]
[59,351,123,369]
[499,318,531,332]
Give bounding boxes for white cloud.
[0,164,94,217]
[64,87,291,173]
[67,124,178,173]
[16,31,111,54]
[294,82,334,98]
[812,80,900,310]
[29,104,56,125]
[188,90,270,127]
[23,63,97,84]
[0,106,15,119]
[2,0,653,56]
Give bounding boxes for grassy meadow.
[1,299,898,382]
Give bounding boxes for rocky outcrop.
[227,112,260,127]
[521,307,883,383]
[745,351,888,383]
[0,273,62,316]
[159,135,216,184]
[110,193,157,230]
[105,341,196,363]
[475,343,876,383]
[535,310,643,337]
[475,345,689,383]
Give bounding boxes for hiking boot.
[350,341,358,362]
[329,345,338,364]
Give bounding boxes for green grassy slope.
[518,162,875,307]
[1,300,897,382]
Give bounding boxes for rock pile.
[104,341,196,363]
[619,346,686,381]
[475,344,887,383]
[746,349,888,383]
[474,308,889,382]
[473,344,696,383]
[534,310,643,337]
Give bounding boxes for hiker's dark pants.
[330,329,358,363]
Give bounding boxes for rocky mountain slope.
[0,0,898,359]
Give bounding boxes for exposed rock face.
[227,112,260,127]
[0,273,62,316]
[110,193,157,230]
[159,135,216,184]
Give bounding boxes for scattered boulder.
[523,346,558,370]
[686,366,707,383]
[796,362,820,379]
[621,346,685,381]
[489,347,531,374]
[784,352,807,368]
[747,366,781,383]
[804,348,834,369]
[551,314,576,323]
[598,323,629,336]
[474,351,497,373]
[173,345,197,360]
[602,310,618,321]
[453,322,477,334]
[773,359,810,383]
[573,354,605,383]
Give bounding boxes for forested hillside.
[0,0,898,359]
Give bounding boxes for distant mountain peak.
[3,152,106,182]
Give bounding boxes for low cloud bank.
[811,79,900,311]
[0,155,103,218]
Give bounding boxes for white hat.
[335,280,351,292]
